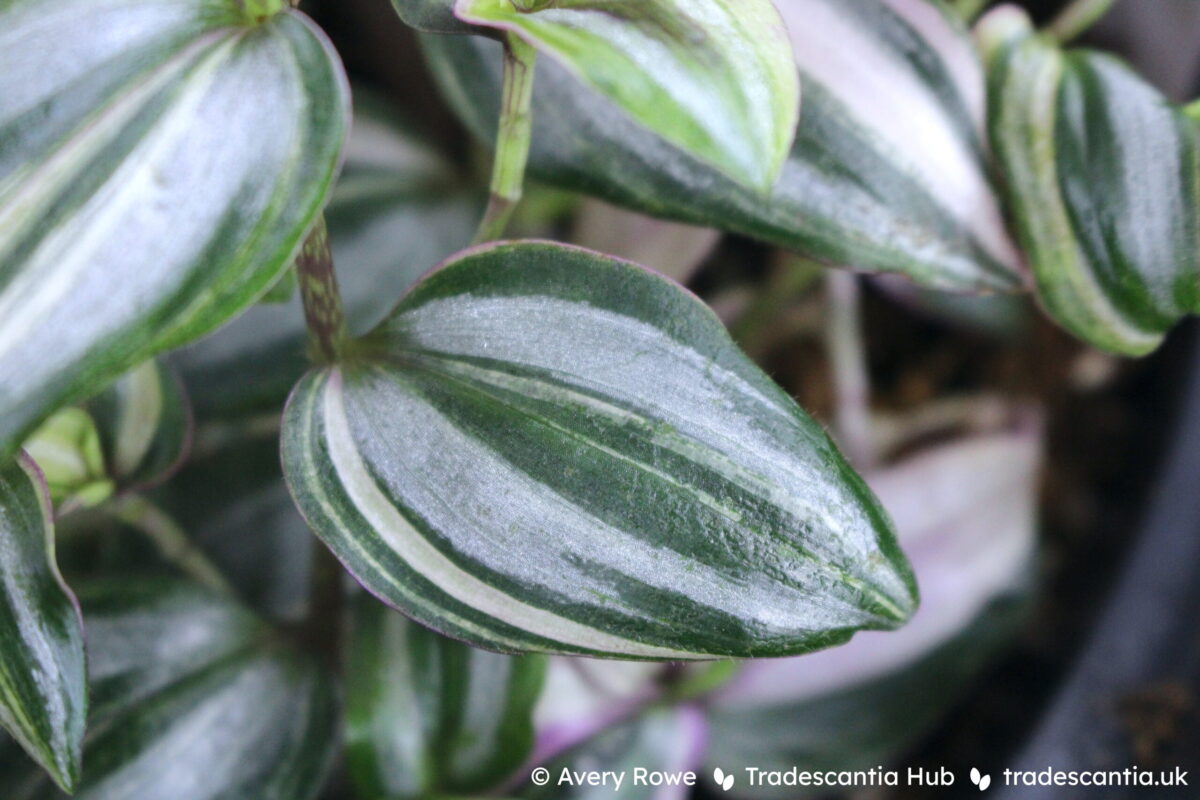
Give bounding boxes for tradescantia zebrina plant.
[0,0,1196,795]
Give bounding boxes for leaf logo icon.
[712,768,735,791]
[970,768,992,791]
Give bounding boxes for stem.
[472,34,537,245]
[952,0,987,21]
[296,217,346,364]
[111,495,235,596]
[1047,0,1115,43]
[823,271,877,470]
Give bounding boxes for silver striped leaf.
[174,95,480,419]
[455,0,801,192]
[346,593,546,798]
[705,424,1040,797]
[0,453,86,793]
[282,241,917,659]
[418,0,1024,292]
[0,0,350,457]
[0,578,338,800]
[982,6,1200,355]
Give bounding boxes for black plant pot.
[995,328,1200,799]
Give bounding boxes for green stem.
[823,270,877,470]
[472,34,538,245]
[951,0,987,22]
[296,216,347,364]
[1047,0,1115,43]
[111,495,235,596]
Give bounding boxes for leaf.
[704,425,1040,796]
[282,241,917,658]
[154,434,315,622]
[0,453,86,793]
[418,0,1023,292]
[0,0,350,457]
[87,360,192,492]
[981,7,1200,355]
[391,0,477,34]
[174,96,480,418]
[522,707,708,800]
[454,0,800,191]
[22,409,114,512]
[0,578,338,800]
[346,593,546,798]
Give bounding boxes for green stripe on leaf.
[0,0,350,458]
[282,241,917,659]
[0,454,86,793]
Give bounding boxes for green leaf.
[154,434,315,622]
[705,425,1040,796]
[87,360,192,492]
[0,578,338,800]
[21,359,190,513]
[0,0,350,458]
[455,0,800,191]
[981,7,1200,355]
[391,0,477,34]
[22,409,114,512]
[419,0,1023,291]
[175,97,480,418]
[0,453,86,793]
[282,241,917,659]
[347,593,546,798]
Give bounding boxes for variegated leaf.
[0,578,338,800]
[22,359,190,513]
[175,97,480,418]
[419,0,1023,291]
[156,435,315,622]
[347,593,545,798]
[86,360,191,492]
[0,0,350,457]
[982,6,1200,355]
[454,0,800,191]
[705,425,1040,796]
[22,409,114,513]
[391,0,477,34]
[282,241,917,659]
[0,453,86,793]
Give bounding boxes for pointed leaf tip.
[282,241,915,659]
